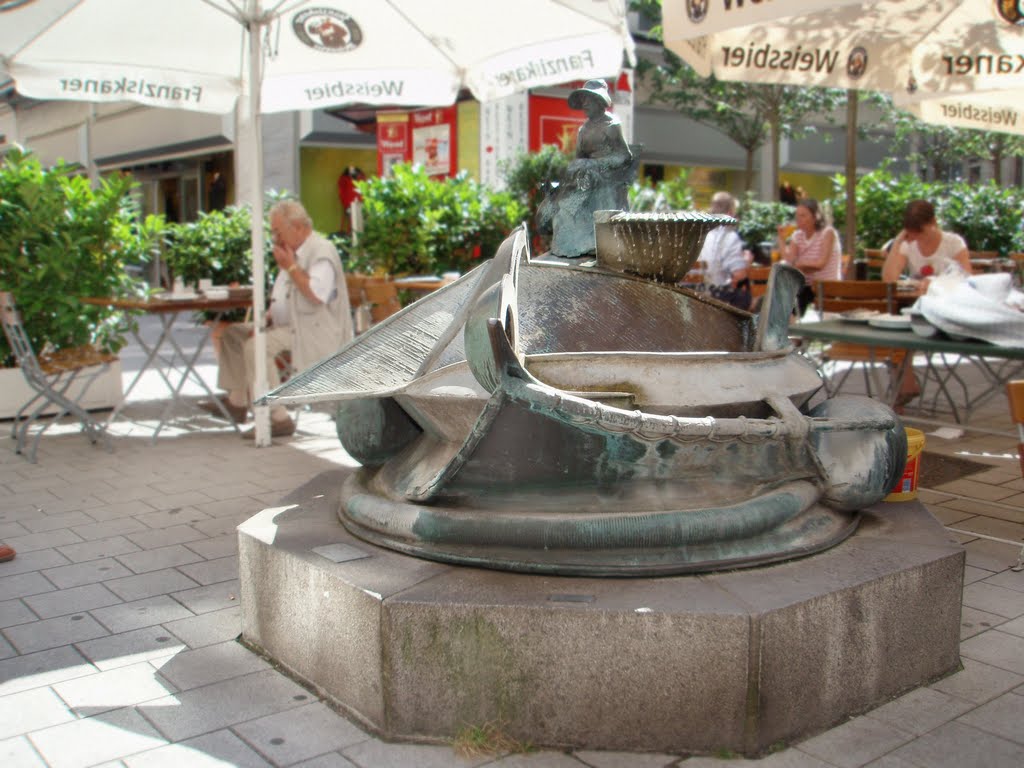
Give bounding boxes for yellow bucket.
[885,428,925,501]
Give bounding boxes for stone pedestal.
[239,468,963,757]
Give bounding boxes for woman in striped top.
[777,198,842,317]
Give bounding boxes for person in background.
[200,200,353,438]
[777,198,842,317]
[779,181,798,205]
[0,543,14,563]
[698,191,750,310]
[882,199,971,286]
[882,200,971,409]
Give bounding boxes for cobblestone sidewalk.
[1,317,1022,767]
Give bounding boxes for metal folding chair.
[0,292,115,462]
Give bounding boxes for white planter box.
[0,359,123,419]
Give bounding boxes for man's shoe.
[0,545,16,563]
[241,416,296,440]
[199,397,248,424]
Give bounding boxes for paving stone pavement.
[1,315,1022,767]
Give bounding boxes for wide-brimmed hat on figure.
[568,79,611,109]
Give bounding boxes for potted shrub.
[0,148,162,416]
[737,194,795,261]
[350,163,526,279]
[162,204,254,292]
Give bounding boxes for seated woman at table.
[882,200,972,409]
[882,199,971,286]
[776,198,842,317]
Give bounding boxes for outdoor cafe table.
[81,294,252,438]
[790,319,1024,427]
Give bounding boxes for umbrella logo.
[846,47,868,79]
[293,8,363,52]
[997,1,1024,25]
[686,0,708,24]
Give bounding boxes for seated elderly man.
[201,200,352,438]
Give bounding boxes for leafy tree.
[968,131,1024,186]
[640,52,767,192]
[633,0,843,195]
[867,95,1024,183]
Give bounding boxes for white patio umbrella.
[898,89,1024,137]
[664,1,1024,97]
[0,0,634,445]
[662,1,1024,257]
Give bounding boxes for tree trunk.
[744,148,755,192]
[845,90,857,261]
[993,144,1003,185]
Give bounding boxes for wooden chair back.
[815,280,895,315]
[840,253,853,279]
[344,273,368,309]
[748,266,771,299]
[362,278,402,322]
[861,248,888,277]
[968,250,1000,274]
[1009,380,1024,478]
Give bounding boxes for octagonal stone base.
[239,468,964,757]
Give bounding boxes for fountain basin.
[593,209,733,282]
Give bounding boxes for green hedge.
[0,149,161,365]
[832,169,1024,256]
[350,164,527,276]
[162,205,254,289]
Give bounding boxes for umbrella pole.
[240,0,270,447]
[845,90,857,262]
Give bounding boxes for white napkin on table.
[917,273,1024,348]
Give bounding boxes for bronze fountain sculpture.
[243,95,959,756]
[263,217,907,575]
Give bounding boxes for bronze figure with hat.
[538,78,634,257]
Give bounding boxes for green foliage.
[162,189,301,312]
[937,182,1024,255]
[501,144,570,231]
[0,148,163,365]
[830,168,932,253]
[633,1,843,192]
[353,164,527,275]
[736,194,795,248]
[162,205,254,287]
[863,92,1024,186]
[830,169,1024,256]
[629,170,695,212]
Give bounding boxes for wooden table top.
[81,294,254,313]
